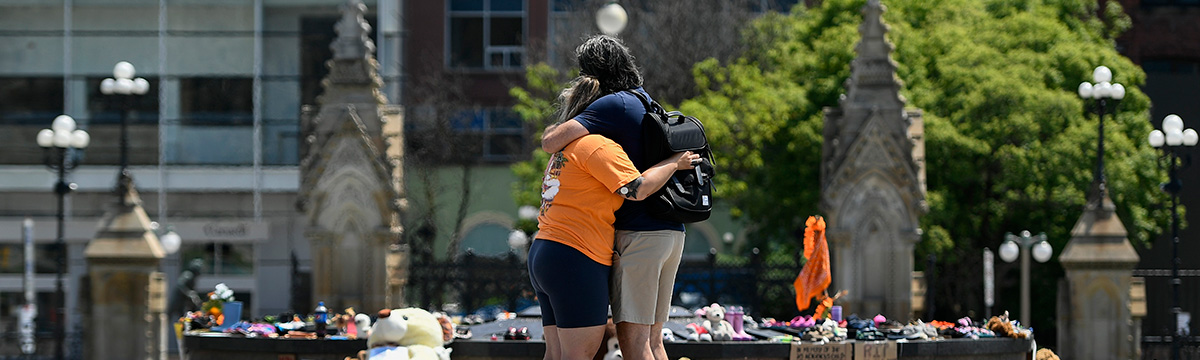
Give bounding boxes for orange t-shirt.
[537,135,642,266]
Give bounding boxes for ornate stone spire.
[818,0,926,321]
[298,0,405,312]
[843,0,904,106]
[331,0,376,60]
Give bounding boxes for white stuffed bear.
[366,308,452,360]
[701,303,734,341]
[367,309,410,360]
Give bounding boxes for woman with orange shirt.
[528,75,697,360]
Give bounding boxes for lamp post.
[1148,114,1197,360]
[156,225,180,360]
[595,1,628,36]
[99,61,149,181]
[999,230,1052,327]
[1077,65,1126,188]
[36,114,90,360]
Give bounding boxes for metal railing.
[405,247,804,320]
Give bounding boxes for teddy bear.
[364,308,453,360]
[700,303,735,341]
[1035,348,1061,360]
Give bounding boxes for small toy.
[355,313,373,339]
[662,327,678,342]
[685,323,711,341]
[700,303,735,341]
[602,336,622,360]
[365,308,453,360]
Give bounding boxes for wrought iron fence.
[405,247,804,320]
[407,250,534,314]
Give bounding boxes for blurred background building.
[0,0,1195,357]
[0,0,797,354]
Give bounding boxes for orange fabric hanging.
[794,215,831,312]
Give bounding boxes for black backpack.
[627,90,715,223]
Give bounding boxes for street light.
[99,61,149,180]
[1078,65,1126,188]
[160,228,182,256]
[999,230,1051,327]
[36,114,89,360]
[1148,113,1197,360]
[595,1,628,36]
[509,205,538,255]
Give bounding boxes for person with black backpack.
[541,35,690,360]
[531,74,697,360]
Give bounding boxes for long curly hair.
[576,34,643,94]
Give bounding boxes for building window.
[0,77,63,125]
[448,0,526,70]
[552,0,584,12]
[179,77,253,126]
[452,108,525,162]
[0,244,63,274]
[86,77,160,125]
[180,242,255,275]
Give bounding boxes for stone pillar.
[85,175,166,360]
[385,243,410,308]
[1057,189,1140,360]
[819,0,926,320]
[297,0,405,312]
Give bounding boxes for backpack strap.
[625,89,664,115]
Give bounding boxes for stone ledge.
[182,334,1032,360]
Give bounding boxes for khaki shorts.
[610,229,685,325]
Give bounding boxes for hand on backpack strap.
[672,151,699,170]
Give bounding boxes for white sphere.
[36,129,55,147]
[1093,65,1112,83]
[1167,128,1184,146]
[507,229,529,250]
[1149,130,1165,148]
[52,131,72,148]
[113,61,135,79]
[596,2,628,36]
[114,78,135,95]
[1184,128,1199,147]
[1077,82,1093,99]
[1163,114,1184,133]
[51,115,76,133]
[1093,82,1112,99]
[70,129,89,149]
[133,78,150,95]
[518,205,539,220]
[100,78,116,95]
[160,230,182,254]
[999,240,1020,263]
[1032,241,1053,263]
[1111,83,1125,100]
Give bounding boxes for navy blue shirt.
[574,88,685,232]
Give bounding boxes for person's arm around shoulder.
[541,119,590,153]
[616,151,699,201]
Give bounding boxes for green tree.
[508,63,573,233]
[681,0,1167,326]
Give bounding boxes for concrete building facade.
[0,1,747,356]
